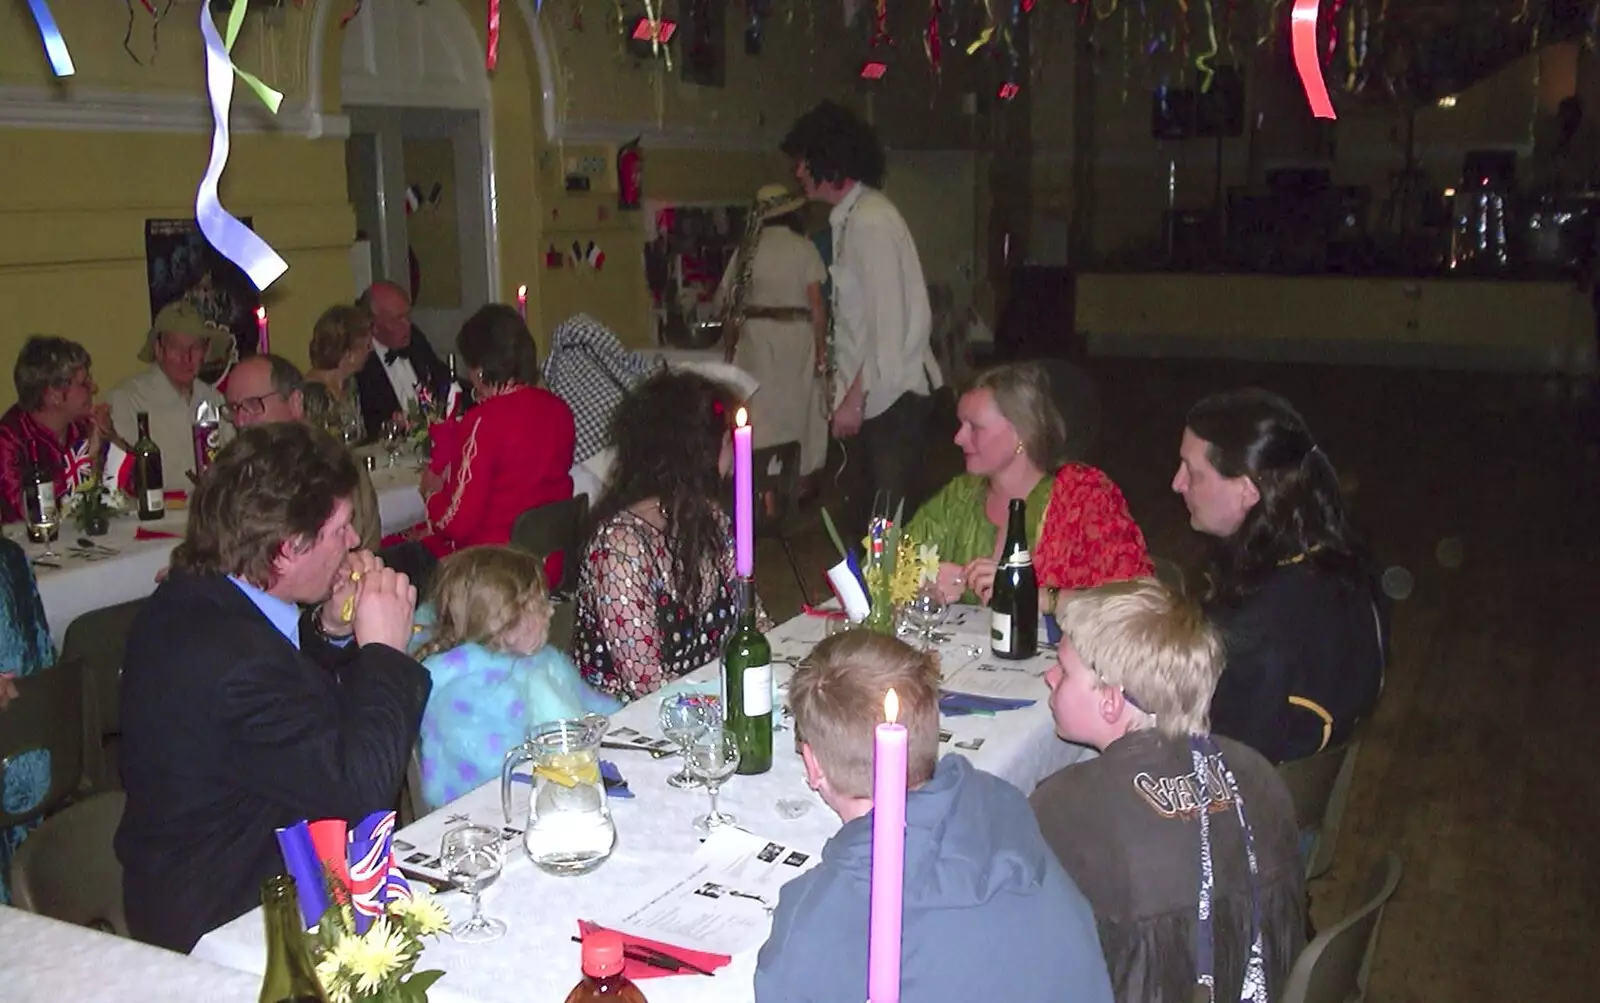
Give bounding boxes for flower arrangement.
[276,812,450,1003]
[309,893,449,1003]
[404,383,447,450]
[886,537,940,607]
[60,475,125,534]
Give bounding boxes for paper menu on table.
[595,827,822,956]
[942,656,1052,700]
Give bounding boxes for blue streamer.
[27,0,75,77]
[196,4,289,291]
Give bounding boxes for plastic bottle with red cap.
[564,930,649,1002]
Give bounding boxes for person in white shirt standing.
[782,100,943,539]
[108,300,230,487]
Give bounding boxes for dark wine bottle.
[722,577,773,775]
[133,412,165,521]
[22,441,57,544]
[258,875,329,1003]
[990,498,1038,660]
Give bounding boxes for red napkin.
[577,920,732,980]
[134,527,181,540]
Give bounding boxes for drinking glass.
[686,728,741,835]
[25,510,60,561]
[440,823,506,943]
[659,693,718,789]
[381,420,405,467]
[903,582,949,650]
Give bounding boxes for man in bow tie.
[353,280,453,438]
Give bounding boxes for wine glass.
[381,419,405,467]
[903,582,950,650]
[686,728,741,835]
[439,823,506,943]
[659,693,718,789]
[25,499,60,561]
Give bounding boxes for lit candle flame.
[255,306,266,321]
[517,284,527,298]
[735,406,749,428]
[884,688,899,725]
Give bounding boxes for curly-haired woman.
[1173,389,1386,764]
[572,370,752,701]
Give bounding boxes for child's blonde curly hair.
[414,546,552,660]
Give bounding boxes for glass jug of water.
[501,714,616,876]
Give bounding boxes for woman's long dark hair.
[1186,388,1370,604]
[590,370,740,604]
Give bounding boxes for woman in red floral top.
[421,305,575,588]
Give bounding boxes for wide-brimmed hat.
[754,183,807,221]
[140,299,230,364]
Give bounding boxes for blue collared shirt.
[228,576,304,649]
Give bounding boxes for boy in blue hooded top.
[756,631,1113,1003]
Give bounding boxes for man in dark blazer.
[115,422,432,953]
[354,279,454,436]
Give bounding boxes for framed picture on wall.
[144,218,262,377]
[680,0,725,88]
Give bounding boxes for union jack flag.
[348,811,411,934]
[65,437,96,490]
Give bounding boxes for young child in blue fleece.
[410,546,620,810]
[757,631,1114,1003]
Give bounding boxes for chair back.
[60,599,146,793]
[397,745,426,828]
[1280,853,1403,1003]
[0,657,85,828]
[547,597,577,654]
[1277,737,1362,880]
[751,441,802,536]
[1150,556,1188,595]
[511,494,591,594]
[8,791,129,936]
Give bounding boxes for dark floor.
[751,357,1600,1001]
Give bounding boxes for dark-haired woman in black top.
[1171,388,1386,763]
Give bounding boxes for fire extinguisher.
[617,137,643,211]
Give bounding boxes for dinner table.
[12,452,425,647]
[0,905,261,1002]
[193,605,1092,1003]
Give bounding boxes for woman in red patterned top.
[421,305,575,588]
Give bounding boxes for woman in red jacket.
[421,305,575,588]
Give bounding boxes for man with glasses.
[109,300,231,486]
[0,336,120,522]
[223,354,382,551]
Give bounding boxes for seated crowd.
[2,284,1385,997]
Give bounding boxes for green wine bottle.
[722,578,773,775]
[990,498,1039,660]
[258,875,329,1003]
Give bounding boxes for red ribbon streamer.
[486,0,501,71]
[1291,0,1336,119]
[339,1,363,28]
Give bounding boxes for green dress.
[906,473,1052,601]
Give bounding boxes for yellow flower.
[344,917,408,995]
[390,890,450,937]
[314,952,354,1003]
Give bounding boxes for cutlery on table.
[566,936,715,977]
[31,560,61,569]
[77,537,120,554]
[600,741,678,760]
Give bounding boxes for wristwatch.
[310,603,355,642]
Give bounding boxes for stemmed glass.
[439,823,506,943]
[903,582,950,650]
[381,419,405,467]
[660,693,719,789]
[686,728,741,835]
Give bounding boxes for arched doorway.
[315,0,500,349]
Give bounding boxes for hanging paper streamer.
[486,0,502,71]
[1291,0,1337,119]
[925,1,943,78]
[340,1,365,28]
[197,1,290,291]
[27,0,75,77]
[1195,0,1219,92]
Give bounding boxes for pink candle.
[868,689,907,1003]
[733,407,753,577]
[516,284,528,320]
[255,306,269,354]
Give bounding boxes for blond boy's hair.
[790,631,941,799]
[414,546,551,660]
[1057,577,1225,737]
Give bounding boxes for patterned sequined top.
[573,508,740,702]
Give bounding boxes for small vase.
[83,512,109,537]
[863,569,896,636]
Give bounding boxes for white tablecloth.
[0,905,261,1002]
[18,466,422,647]
[194,608,1091,1003]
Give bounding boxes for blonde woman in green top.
[908,363,1064,604]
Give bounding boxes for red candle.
[255,306,270,354]
[516,284,528,320]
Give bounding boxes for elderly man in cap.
[223,353,382,552]
[108,300,231,486]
